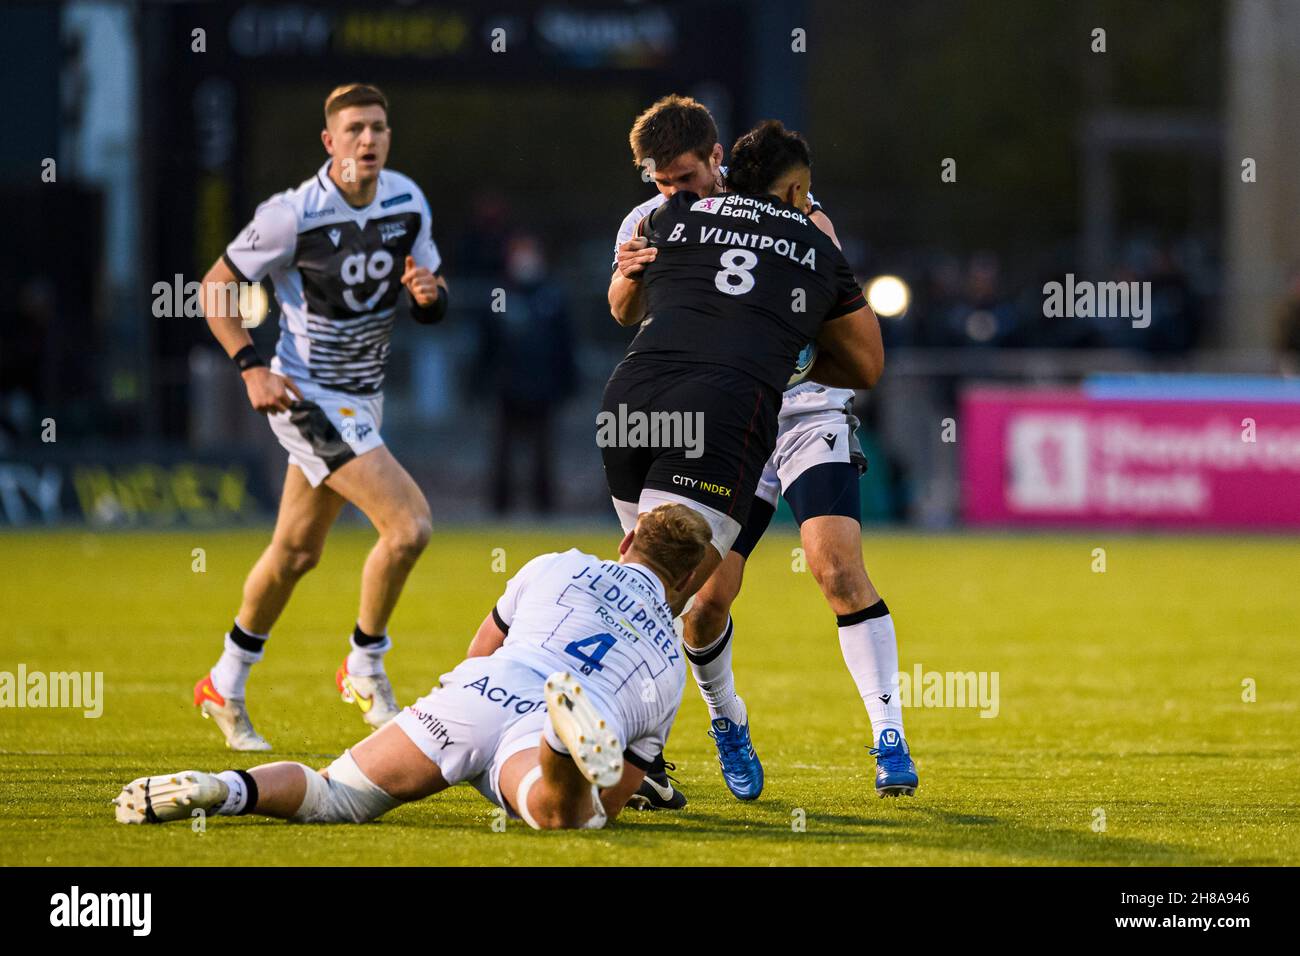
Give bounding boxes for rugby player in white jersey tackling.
[608,96,918,805]
[194,84,448,750]
[115,505,711,830]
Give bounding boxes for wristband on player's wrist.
[232,345,266,373]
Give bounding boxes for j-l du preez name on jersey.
[570,562,679,664]
[686,226,819,270]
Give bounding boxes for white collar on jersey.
[620,562,668,603]
[315,159,385,222]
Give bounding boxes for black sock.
[836,599,889,628]
[352,623,387,647]
[229,621,267,653]
[234,769,259,814]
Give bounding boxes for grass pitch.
[1,525,1297,866]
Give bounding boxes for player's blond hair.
[324,83,388,122]
[630,504,712,583]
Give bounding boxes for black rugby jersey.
[625,191,864,394]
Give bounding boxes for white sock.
[210,624,267,700]
[686,617,748,726]
[837,600,904,744]
[215,770,252,815]
[347,632,392,677]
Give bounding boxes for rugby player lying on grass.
[115,505,711,830]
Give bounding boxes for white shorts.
[611,488,741,558]
[392,657,552,815]
[755,388,864,508]
[267,378,385,487]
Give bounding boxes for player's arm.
[466,609,508,657]
[200,256,302,414]
[401,256,448,323]
[608,245,653,326]
[404,191,449,324]
[608,210,657,326]
[810,208,842,250]
[599,762,647,821]
[465,552,557,657]
[811,303,885,389]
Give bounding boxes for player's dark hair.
[726,120,811,195]
[631,504,712,584]
[325,83,389,122]
[629,94,719,170]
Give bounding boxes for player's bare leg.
[498,744,602,830]
[324,445,433,727]
[115,721,445,825]
[196,465,345,751]
[497,672,645,830]
[667,545,721,617]
[239,465,346,633]
[801,514,917,796]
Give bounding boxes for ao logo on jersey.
[340,250,394,313]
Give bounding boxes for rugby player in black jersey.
[599,119,887,803]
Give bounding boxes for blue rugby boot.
[870,728,918,797]
[708,717,764,800]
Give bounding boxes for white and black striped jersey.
[490,549,686,765]
[224,160,442,395]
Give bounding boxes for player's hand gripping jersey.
[224,161,442,395]
[627,191,865,395]
[394,548,685,811]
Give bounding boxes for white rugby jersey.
[224,160,442,395]
[491,548,685,764]
[612,184,851,412]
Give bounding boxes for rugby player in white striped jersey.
[194,84,448,750]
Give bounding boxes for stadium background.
[5,0,1298,530]
[1,0,1299,868]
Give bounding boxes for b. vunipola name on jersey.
[694,226,817,269]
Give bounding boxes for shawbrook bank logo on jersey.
[691,194,809,226]
[596,404,704,459]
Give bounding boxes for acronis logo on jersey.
[380,192,412,208]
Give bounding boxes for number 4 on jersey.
[564,632,618,675]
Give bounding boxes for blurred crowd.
[871,237,1213,354]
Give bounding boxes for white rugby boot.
[193,673,272,751]
[114,771,227,824]
[544,671,624,789]
[336,659,401,728]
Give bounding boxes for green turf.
[1,526,1297,866]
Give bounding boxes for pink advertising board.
[960,387,1300,528]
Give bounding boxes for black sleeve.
[409,282,448,325]
[826,250,866,319]
[645,190,699,241]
